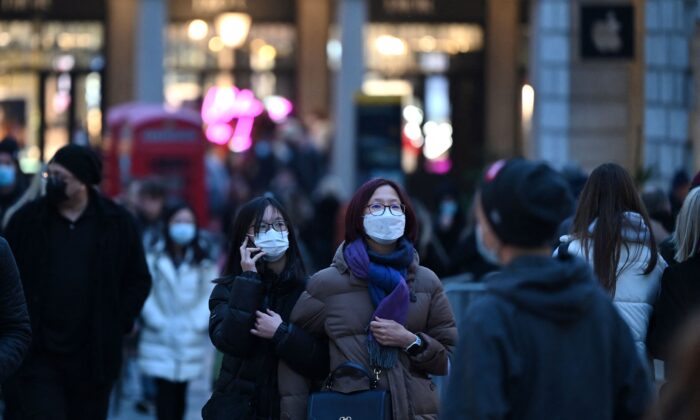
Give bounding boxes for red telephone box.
[104,104,209,224]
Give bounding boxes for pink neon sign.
[201,87,292,152]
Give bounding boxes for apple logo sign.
[591,11,623,53]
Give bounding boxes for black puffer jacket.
[0,237,31,383]
[204,268,329,420]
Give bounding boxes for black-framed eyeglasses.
[253,220,288,233]
[366,203,406,216]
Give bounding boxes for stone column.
[485,0,519,159]
[106,0,138,107]
[531,0,571,167]
[331,0,366,197]
[644,0,694,184]
[135,0,166,103]
[297,0,331,119]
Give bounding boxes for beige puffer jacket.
[278,244,457,420]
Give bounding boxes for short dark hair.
[344,179,418,244]
[139,178,167,199]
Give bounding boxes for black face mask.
[45,177,68,205]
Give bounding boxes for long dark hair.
[162,201,208,264]
[223,195,306,279]
[571,163,657,293]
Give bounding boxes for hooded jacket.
[443,253,651,420]
[138,241,218,382]
[559,212,665,359]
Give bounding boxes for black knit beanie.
[51,144,102,185]
[479,159,574,247]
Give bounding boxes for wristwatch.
[404,334,423,356]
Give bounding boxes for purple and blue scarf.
[344,238,414,369]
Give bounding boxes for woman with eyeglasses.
[278,179,458,420]
[202,196,329,420]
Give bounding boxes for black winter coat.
[0,237,31,383]
[443,253,652,420]
[3,192,151,384]
[204,269,329,420]
[647,255,700,364]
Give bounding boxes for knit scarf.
[344,238,413,369]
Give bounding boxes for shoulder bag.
[307,361,392,420]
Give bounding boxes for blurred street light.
[208,36,224,52]
[375,35,407,56]
[215,12,251,48]
[188,19,209,41]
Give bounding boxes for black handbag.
[307,361,392,420]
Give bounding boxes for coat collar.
[26,188,122,224]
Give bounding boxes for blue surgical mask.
[169,223,196,246]
[0,164,16,187]
[476,224,500,266]
[440,200,458,217]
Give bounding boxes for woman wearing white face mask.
[203,196,329,420]
[138,202,218,420]
[279,179,458,420]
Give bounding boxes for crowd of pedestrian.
[2,119,700,419]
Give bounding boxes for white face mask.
[476,224,500,266]
[363,213,406,245]
[169,223,196,246]
[254,230,289,261]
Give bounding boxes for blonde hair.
[674,188,700,262]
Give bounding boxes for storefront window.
[165,22,296,110]
[0,20,103,171]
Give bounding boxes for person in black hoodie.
[203,196,328,420]
[443,159,652,420]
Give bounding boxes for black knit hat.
[479,159,574,247]
[50,144,102,185]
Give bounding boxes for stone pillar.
[135,0,166,103]
[531,0,571,166]
[568,0,639,172]
[331,0,366,197]
[106,0,138,107]
[691,24,700,173]
[645,0,694,184]
[485,0,519,159]
[297,0,331,118]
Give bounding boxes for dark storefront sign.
[355,95,403,187]
[170,0,295,22]
[0,0,105,20]
[580,5,634,59]
[369,0,484,23]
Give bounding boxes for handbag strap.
[325,361,381,390]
